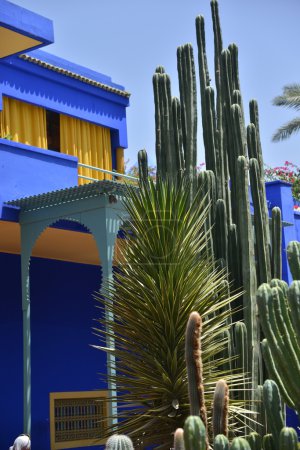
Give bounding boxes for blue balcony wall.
[0,50,129,150]
[0,252,105,450]
[0,138,78,219]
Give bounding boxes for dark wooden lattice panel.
[50,391,108,449]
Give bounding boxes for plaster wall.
[0,253,106,450]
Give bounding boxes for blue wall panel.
[0,253,106,450]
[0,53,129,149]
[0,139,78,219]
[0,253,23,448]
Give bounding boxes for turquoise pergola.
[6,180,131,435]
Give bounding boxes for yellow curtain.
[0,96,47,148]
[60,115,112,184]
[116,147,125,174]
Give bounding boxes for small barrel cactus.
[231,437,252,450]
[105,434,134,450]
[279,427,298,450]
[184,415,207,450]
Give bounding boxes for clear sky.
[12,0,300,170]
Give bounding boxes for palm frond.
[272,117,300,142]
[273,84,300,110]
[94,179,243,448]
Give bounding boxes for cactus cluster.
[174,312,298,449]
[136,0,285,427]
[178,417,298,450]
[257,241,300,416]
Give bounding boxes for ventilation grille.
[50,391,108,449]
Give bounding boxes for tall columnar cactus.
[212,379,229,438]
[148,0,285,436]
[177,44,197,188]
[257,245,300,415]
[287,240,300,280]
[185,312,208,429]
[263,380,284,450]
[137,149,148,184]
[271,207,282,279]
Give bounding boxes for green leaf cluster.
[94,180,242,448]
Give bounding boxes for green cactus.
[137,149,148,184]
[263,434,276,450]
[148,0,290,438]
[172,97,184,175]
[105,434,134,450]
[231,437,252,450]
[185,312,208,427]
[152,67,175,181]
[246,432,262,450]
[249,157,271,285]
[236,155,259,401]
[177,44,197,187]
[262,380,284,450]
[271,208,282,279]
[279,427,298,450]
[214,434,230,450]
[212,379,229,438]
[287,241,300,280]
[257,280,300,414]
[183,416,206,450]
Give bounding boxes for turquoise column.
[20,223,46,435]
[18,193,125,433]
[80,206,122,425]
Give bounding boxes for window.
[46,110,60,152]
[49,390,108,450]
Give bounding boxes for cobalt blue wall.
[0,51,129,149]
[265,181,297,283]
[0,139,78,219]
[0,253,23,448]
[0,0,54,55]
[0,253,106,450]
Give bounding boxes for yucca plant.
[94,179,243,448]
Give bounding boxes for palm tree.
[272,84,300,142]
[94,179,244,448]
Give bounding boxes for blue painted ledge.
[0,138,78,220]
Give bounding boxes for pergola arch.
[5,181,131,435]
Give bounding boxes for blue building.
[0,1,299,449]
[0,1,131,449]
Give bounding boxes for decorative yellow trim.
[49,390,109,450]
[19,54,131,98]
